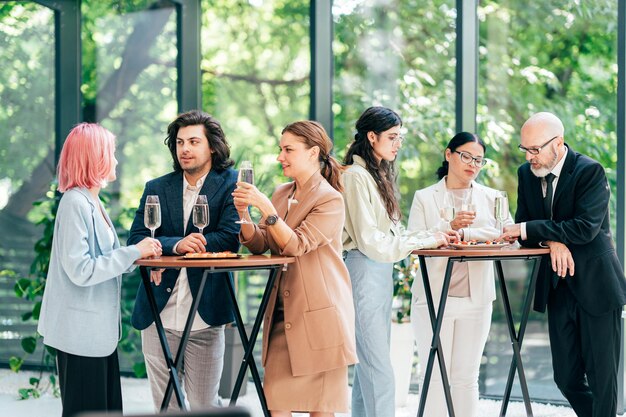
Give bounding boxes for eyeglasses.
[389,135,404,145]
[518,135,559,155]
[454,150,487,167]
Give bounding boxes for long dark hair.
[436,132,486,179]
[344,106,402,222]
[282,121,344,192]
[165,110,234,172]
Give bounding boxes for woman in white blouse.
[342,107,455,417]
[407,132,513,417]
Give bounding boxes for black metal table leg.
[228,266,281,417]
[161,268,210,409]
[416,255,456,417]
[139,266,187,411]
[497,257,541,417]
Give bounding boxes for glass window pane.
[85,4,178,213]
[478,1,617,403]
[201,0,311,193]
[0,2,55,366]
[333,0,457,202]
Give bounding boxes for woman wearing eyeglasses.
[407,132,512,417]
[342,107,456,417]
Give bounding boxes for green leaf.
[9,356,24,372]
[45,345,57,356]
[21,311,32,321]
[14,278,31,298]
[49,374,56,385]
[21,336,37,354]
[32,301,41,320]
[18,388,30,400]
[133,361,146,378]
[29,377,39,386]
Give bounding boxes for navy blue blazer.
[129,168,240,329]
[516,146,626,316]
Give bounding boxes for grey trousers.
[141,324,225,411]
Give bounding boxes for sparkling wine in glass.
[193,195,209,236]
[494,191,509,233]
[236,160,255,224]
[144,195,161,258]
[460,189,476,241]
[439,191,455,224]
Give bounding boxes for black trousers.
[547,280,621,417]
[56,348,123,417]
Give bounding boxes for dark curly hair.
[164,110,234,172]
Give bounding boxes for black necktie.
[543,173,556,220]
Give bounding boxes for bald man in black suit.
[502,112,626,417]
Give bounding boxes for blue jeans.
[345,250,395,417]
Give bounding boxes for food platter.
[183,251,241,259]
[449,242,509,250]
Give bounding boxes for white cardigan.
[407,178,513,306]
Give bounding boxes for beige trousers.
[141,324,225,411]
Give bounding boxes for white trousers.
[412,297,492,417]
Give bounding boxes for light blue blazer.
[38,188,141,357]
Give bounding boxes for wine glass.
[236,160,255,224]
[144,195,161,258]
[439,191,455,225]
[192,195,209,235]
[494,191,509,234]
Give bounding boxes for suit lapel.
[433,178,447,212]
[552,148,576,211]
[165,172,185,236]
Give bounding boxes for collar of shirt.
[183,172,208,191]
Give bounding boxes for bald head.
[521,112,564,140]
[519,112,566,177]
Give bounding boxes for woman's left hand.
[232,182,274,216]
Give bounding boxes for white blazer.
[407,178,513,306]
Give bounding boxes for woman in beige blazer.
[233,121,357,416]
[407,132,513,417]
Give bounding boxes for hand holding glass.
[460,192,476,240]
[236,161,255,224]
[144,195,161,258]
[193,195,209,236]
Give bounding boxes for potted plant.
[390,256,418,407]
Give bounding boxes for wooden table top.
[135,254,296,268]
[413,246,550,258]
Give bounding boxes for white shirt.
[160,173,210,331]
[521,146,568,240]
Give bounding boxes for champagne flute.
[460,189,476,240]
[439,191,455,225]
[192,195,209,236]
[236,160,255,224]
[144,195,161,258]
[494,191,509,234]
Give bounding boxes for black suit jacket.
[516,146,626,316]
[128,168,240,329]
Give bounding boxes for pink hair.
[57,123,116,192]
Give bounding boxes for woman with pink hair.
[37,123,161,417]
